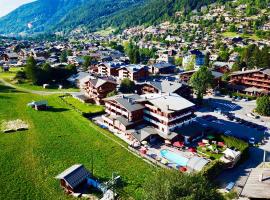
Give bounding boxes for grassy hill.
[0,84,154,199]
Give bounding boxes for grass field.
[62,95,104,114]
[0,84,154,199]
[222,32,260,41]
[0,68,79,92]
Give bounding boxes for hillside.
[0,0,144,35]
[0,0,229,35]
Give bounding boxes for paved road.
[0,78,79,96]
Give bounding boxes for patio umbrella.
[179,166,187,172]
[198,142,205,147]
[173,141,184,148]
[218,142,225,147]
[161,158,168,165]
[207,135,215,140]
[188,147,197,153]
[165,140,171,145]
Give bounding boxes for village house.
[1,52,19,64]
[183,50,205,69]
[84,78,117,105]
[98,62,125,77]
[118,64,149,81]
[229,68,270,96]
[137,80,192,100]
[150,62,176,74]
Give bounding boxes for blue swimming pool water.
[160,149,189,166]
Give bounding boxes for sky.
[0,0,35,17]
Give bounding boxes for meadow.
[0,68,79,92]
[0,84,154,200]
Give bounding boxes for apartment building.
[102,94,144,132]
[229,68,270,96]
[138,93,196,134]
[118,64,149,81]
[84,78,117,104]
[98,62,125,77]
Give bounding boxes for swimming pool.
[160,149,189,166]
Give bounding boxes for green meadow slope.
[0,84,154,199]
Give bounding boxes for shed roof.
[55,164,91,189]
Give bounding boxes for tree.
[106,90,117,97]
[256,96,270,116]
[24,56,39,84]
[82,56,92,71]
[60,51,68,63]
[15,70,26,81]
[41,63,52,83]
[119,78,135,93]
[204,52,210,67]
[143,169,224,200]
[189,66,214,101]
[66,64,77,74]
[174,57,183,66]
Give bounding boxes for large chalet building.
[102,93,196,142]
[137,93,196,135]
[102,94,145,132]
[83,78,117,104]
[229,68,270,96]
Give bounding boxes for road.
[0,78,79,96]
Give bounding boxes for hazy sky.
[0,0,35,17]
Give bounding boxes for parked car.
[248,137,256,145]
[224,130,232,136]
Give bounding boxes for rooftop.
[139,93,195,113]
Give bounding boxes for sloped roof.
[89,78,116,88]
[104,94,144,112]
[55,164,91,189]
[145,80,184,93]
[152,62,175,69]
[139,93,195,113]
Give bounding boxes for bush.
[220,135,249,163]
[231,92,256,100]
[201,160,226,179]
[256,96,270,116]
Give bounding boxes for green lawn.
[0,68,79,92]
[222,31,260,41]
[0,84,154,199]
[62,95,105,114]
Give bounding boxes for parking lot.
[196,96,270,143]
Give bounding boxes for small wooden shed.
[55,164,91,194]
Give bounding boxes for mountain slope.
[0,0,227,35]
[0,0,144,35]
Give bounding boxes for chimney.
[167,105,170,110]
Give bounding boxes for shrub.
[256,95,270,116]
